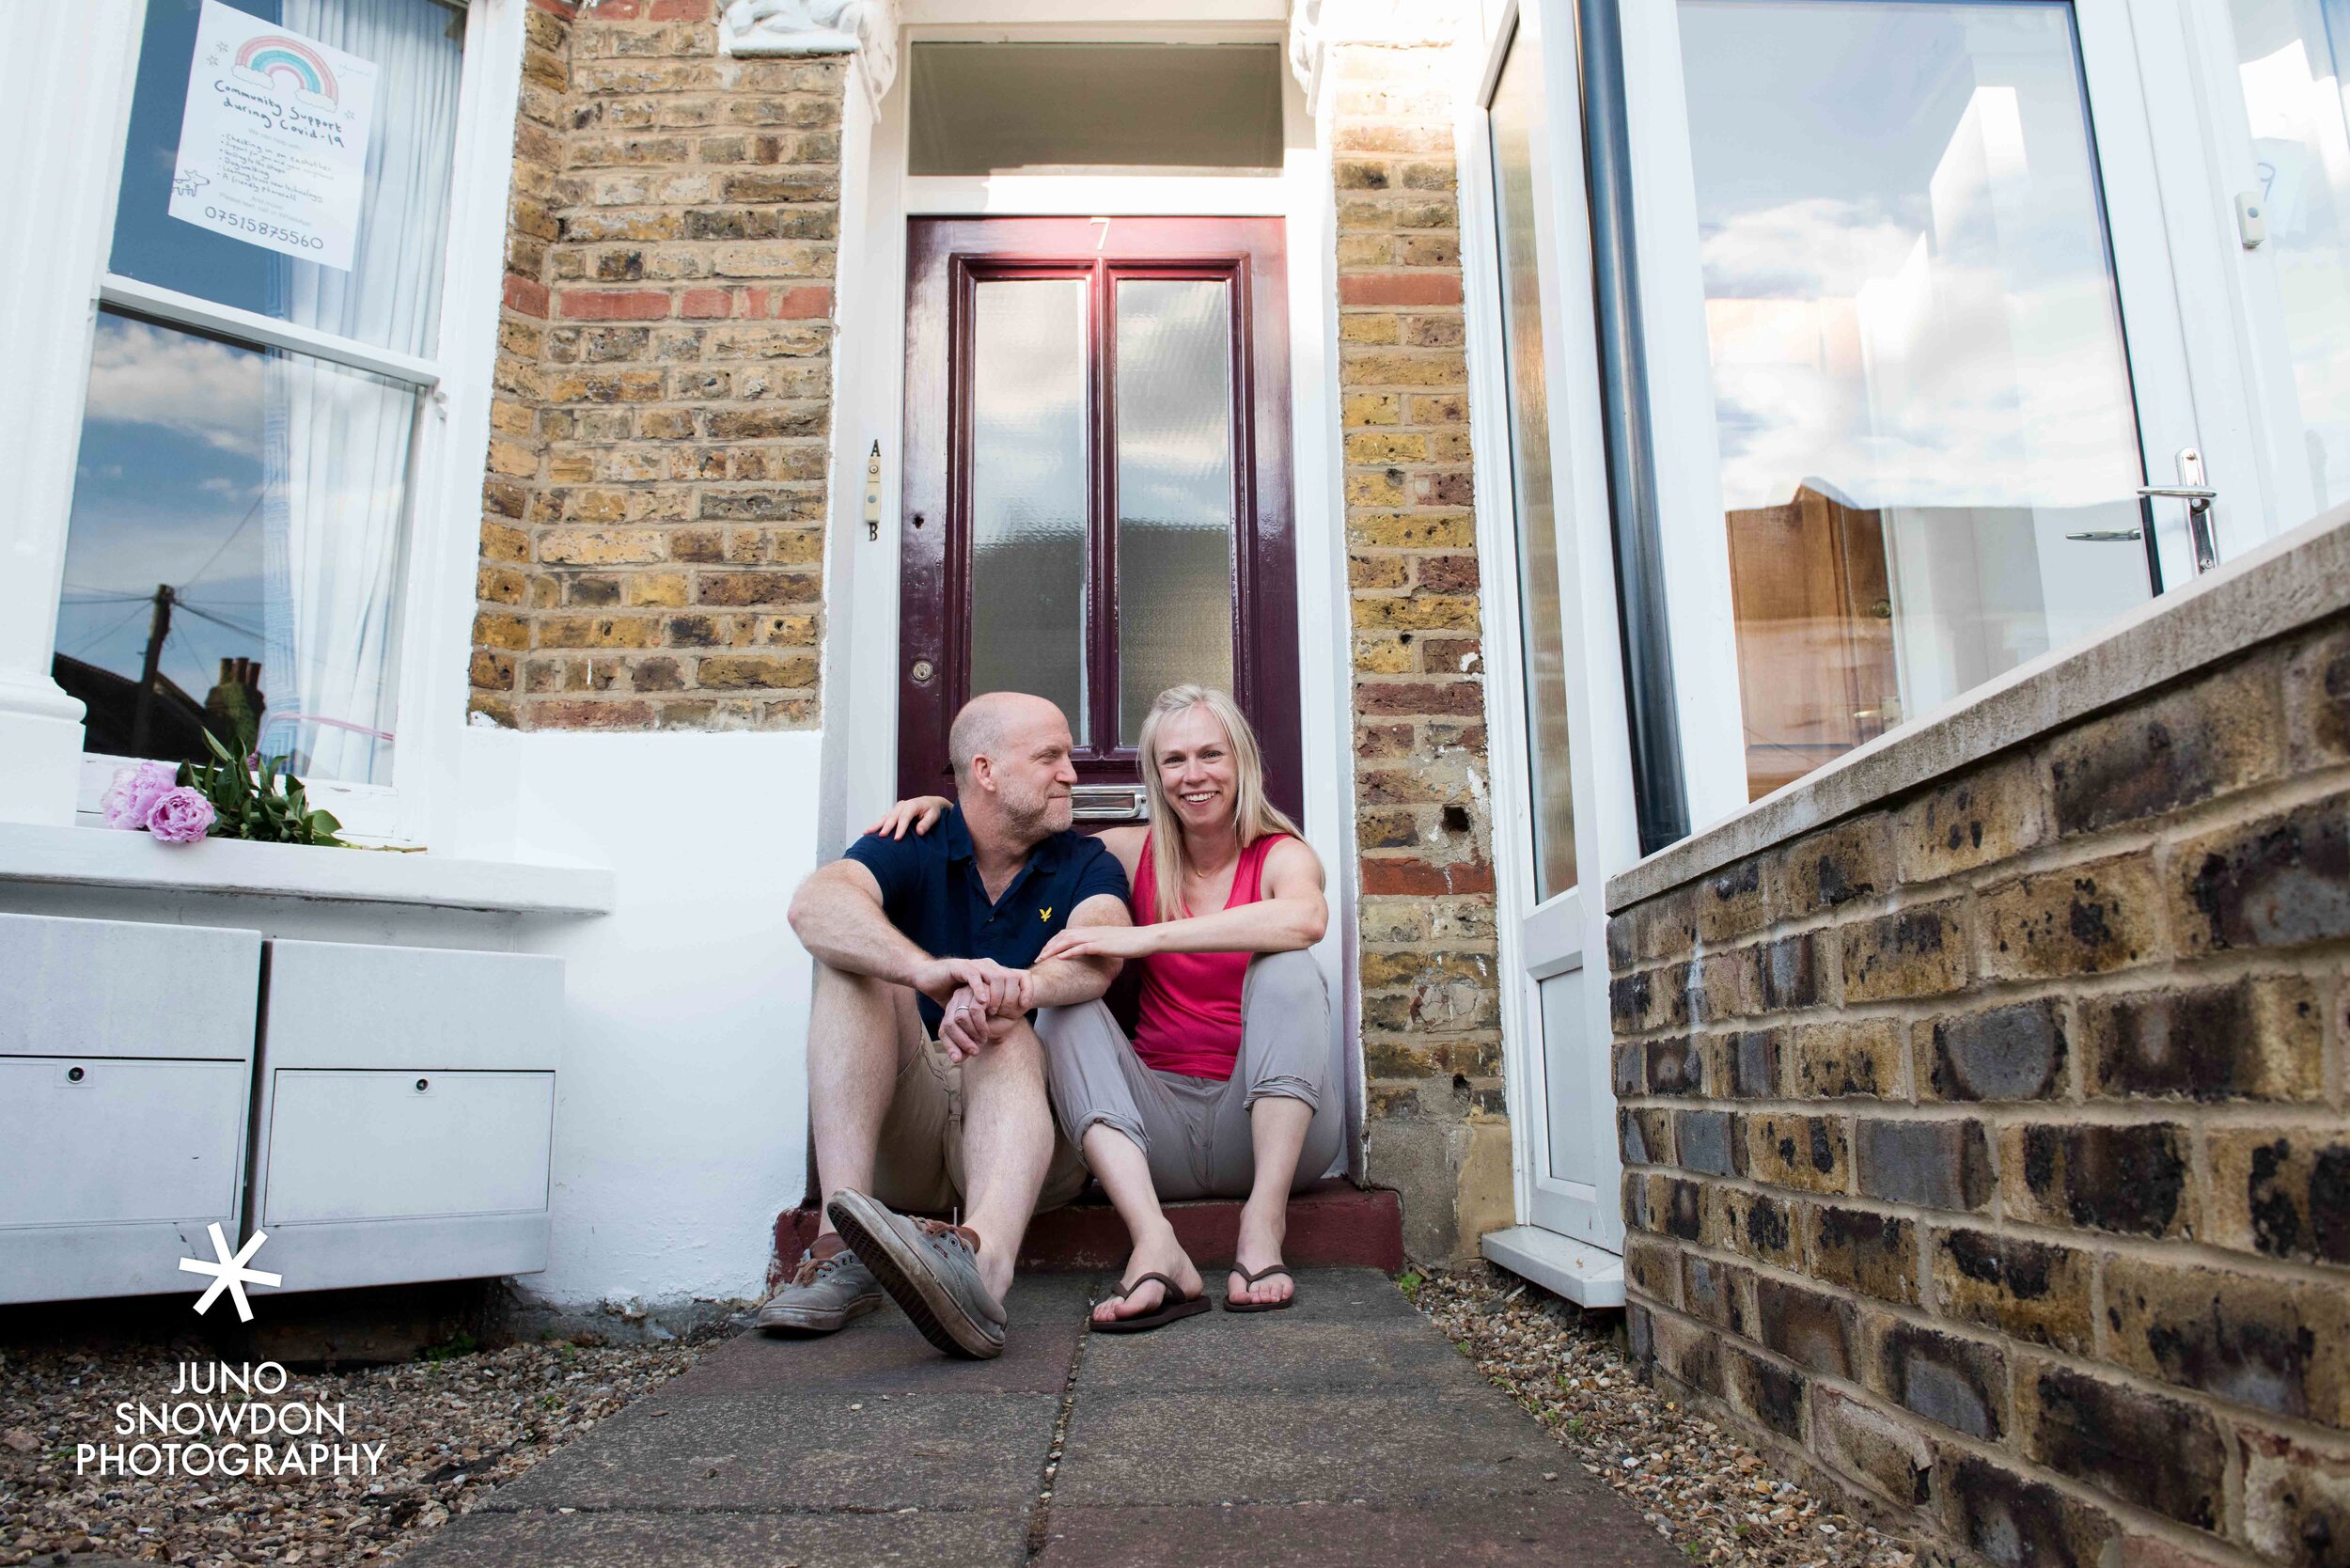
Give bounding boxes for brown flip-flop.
[1089,1272,1211,1333]
[1223,1263,1295,1313]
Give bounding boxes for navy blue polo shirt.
[843,807,1130,1033]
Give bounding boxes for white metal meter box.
[248,940,563,1293]
[0,913,261,1304]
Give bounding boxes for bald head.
[948,691,1064,783]
[949,692,1077,845]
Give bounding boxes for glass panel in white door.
[1495,53,1577,903]
[1488,23,1621,1248]
[1668,0,2203,799]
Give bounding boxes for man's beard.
[1000,780,1073,837]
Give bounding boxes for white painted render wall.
[446,729,821,1313]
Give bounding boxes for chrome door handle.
[2138,447,2222,575]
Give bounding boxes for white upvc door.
[1621,0,2264,814]
[1461,0,1644,1290]
[2168,0,2350,549]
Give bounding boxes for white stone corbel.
[1288,0,1328,113]
[718,0,901,119]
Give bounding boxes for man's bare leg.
[808,962,923,1238]
[954,1016,1058,1304]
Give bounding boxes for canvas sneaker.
[754,1239,885,1334]
[824,1188,1008,1359]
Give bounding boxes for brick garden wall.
[1325,30,1512,1263]
[1609,609,2350,1568]
[471,0,842,732]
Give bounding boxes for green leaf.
[200,728,235,763]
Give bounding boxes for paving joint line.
[476,1500,1019,1519]
[1023,1290,1094,1559]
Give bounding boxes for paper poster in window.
[168,0,379,272]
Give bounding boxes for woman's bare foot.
[1094,1221,1202,1324]
[1228,1198,1293,1307]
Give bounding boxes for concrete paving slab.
[675,1274,1097,1399]
[401,1506,1032,1568]
[1054,1387,1559,1507]
[385,1265,1685,1568]
[482,1391,1059,1514]
[1078,1313,1485,1394]
[1037,1497,1688,1568]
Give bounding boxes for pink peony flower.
[144,787,216,844]
[101,761,180,831]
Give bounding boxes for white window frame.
[8,0,525,846]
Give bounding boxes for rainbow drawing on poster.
[233,35,339,110]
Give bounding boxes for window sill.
[0,823,615,917]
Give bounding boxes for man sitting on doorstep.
[872,684,1338,1331]
[760,691,1132,1359]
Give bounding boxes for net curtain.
[261,0,461,784]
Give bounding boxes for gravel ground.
[1410,1264,1920,1568]
[0,1331,711,1567]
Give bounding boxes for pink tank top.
[1129,832,1290,1080]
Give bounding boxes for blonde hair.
[1136,684,1302,923]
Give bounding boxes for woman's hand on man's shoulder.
[865,794,951,840]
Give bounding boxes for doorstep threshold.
[1480,1225,1626,1309]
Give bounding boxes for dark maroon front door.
[897,216,1302,825]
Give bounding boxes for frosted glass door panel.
[1678,0,2154,798]
[1491,37,1577,900]
[1116,279,1237,743]
[970,278,1090,738]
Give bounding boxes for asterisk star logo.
[180,1224,282,1323]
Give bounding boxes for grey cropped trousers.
[1033,949,1343,1201]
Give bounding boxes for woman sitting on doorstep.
[867,683,1339,1329]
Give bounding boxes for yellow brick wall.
[471,0,839,731]
[1327,36,1511,1262]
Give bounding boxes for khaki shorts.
[870,1035,1091,1216]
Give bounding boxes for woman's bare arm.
[1039,836,1325,961]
